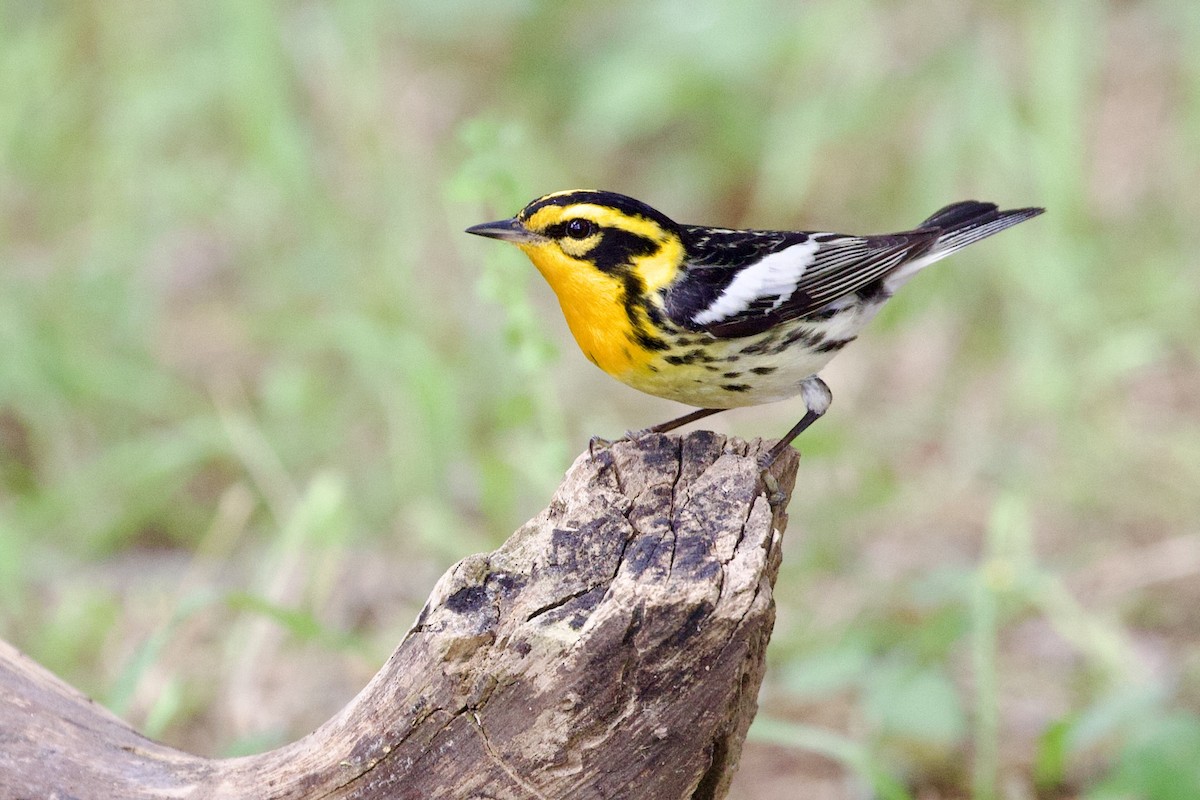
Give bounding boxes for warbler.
[467,190,1042,466]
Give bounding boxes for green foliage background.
[2,1,1198,797]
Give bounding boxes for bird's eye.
[565,219,596,239]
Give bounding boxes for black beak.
[465,218,542,244]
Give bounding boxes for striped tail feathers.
[884,200,1044,291]
[923,201,1044,259]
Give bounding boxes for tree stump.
[0,432,799,799]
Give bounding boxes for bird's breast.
[520,243,654,379]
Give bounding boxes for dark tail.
[921,200,1044,260]
[885,201,1043,290]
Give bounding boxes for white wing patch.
[691,239,819,326]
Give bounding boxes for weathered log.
[0,432,798,800]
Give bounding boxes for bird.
[467,190,1043,467]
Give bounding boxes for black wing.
[664,225,939,338]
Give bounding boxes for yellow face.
[467,190,686,380]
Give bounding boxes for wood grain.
[0,432,798,800]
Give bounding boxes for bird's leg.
[589,408,725,459]
[759,376,832,498]
[638,407,726,436]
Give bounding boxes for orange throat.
[518,242,650,379]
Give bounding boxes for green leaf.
[862,661,967,746]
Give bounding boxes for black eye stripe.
[537,220,662,272]
[588,229,660,272]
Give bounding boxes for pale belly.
[619,307,875,409]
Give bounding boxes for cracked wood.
[0,431,798,800]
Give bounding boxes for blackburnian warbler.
[467,190,1042,466]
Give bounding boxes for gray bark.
[0,432,798,799]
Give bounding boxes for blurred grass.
[2,0,1199,796]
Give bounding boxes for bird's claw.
[757,456,788,507]
[588,429,653,461]
[588,435,616,461]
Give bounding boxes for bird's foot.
[587,435,616,460]
[757,450,790,506]
[587,428,655,461]
[757,468,788,507]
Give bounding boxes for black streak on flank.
[815,337,855,353]
[746,326,823,355]
[750,366,777,375]
[722,383,752,393]
[634,329,670,352]
[781,328,822,349]
[738,341,775,356]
